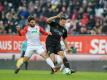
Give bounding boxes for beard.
[30,24,35,27]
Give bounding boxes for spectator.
[0,2,4,19]
[18,15,27,29]
[79,27,89,34]
[79,13,89,27]
[92,21,103,34]
[95,4,104,18]
[65,16,78,35]
[88,15,95,30]
[0,0,106,35]
[102,15,107,34]
[0,21,4,34]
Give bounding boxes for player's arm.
[62,30,70,52]
[47,12,63,23]
[63,39,69,51]
[39,27,52,35]
[16,26,28,36]
[63,38,71,53]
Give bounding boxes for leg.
[21,51,28,70]
[50,53,56,63]
[58,51,75,74]
[15,57,29,74]
[55,44,70,68]
[39,51,56,69]
[24,61,28,70]
[55,55,64,71]
[49,53,56,74]
[36,45,59,73]
[15,47,33,74]
[58,51,70,69]
[41,52,60,73]
[47,46,60,74]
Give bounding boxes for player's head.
[59,16,67,26]
[28,16,36,27]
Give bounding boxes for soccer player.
[20,41,28,70]
[15,16,58,74]
[60,40,76,73]
[46,12,75,74]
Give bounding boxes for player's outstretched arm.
[47,12,63,23]
[39,27,52,35]
[16,26,28,36]
[16,26,22,36]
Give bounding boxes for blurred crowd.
[0,0,107,35]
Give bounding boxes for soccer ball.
[62,68,71,75]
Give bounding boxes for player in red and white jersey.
[15,16,59,74]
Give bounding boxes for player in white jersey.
[15,16,59,74]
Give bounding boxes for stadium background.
[0,0,107,72]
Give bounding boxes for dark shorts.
[46,43,62,55]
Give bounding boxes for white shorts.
[24,45,45,58]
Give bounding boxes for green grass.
[0,70,107,80]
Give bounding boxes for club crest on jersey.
[32,30,38,33]
[31,29,39,33]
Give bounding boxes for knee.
[40,52,49,59]
[24,57,29,62]
[58,51,64,58]
[50,54,55,62]
[56,55,63,64]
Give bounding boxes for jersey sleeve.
[39,27,48,35]
[62,29,67,39]
[19,26,28,36]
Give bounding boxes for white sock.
[46,57,55,68]
[60,64,64,71]
[55,55,63,64]
[55,55,65,71]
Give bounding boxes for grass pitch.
[0,70,107,80]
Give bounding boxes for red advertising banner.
[0,35,25,53]
[66,36,107,54]
[0,35,107,54]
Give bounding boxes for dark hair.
[28,16,35,22]
[60,15,67,20]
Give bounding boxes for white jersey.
[26,25,41,46]
[20,25,47,46]
[19,25,48,57]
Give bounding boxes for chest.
[27,26,40,34]
[50,27,65,36]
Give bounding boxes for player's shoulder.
[49,20,58,26]
[24,25,29,27]
[23,25,29,29]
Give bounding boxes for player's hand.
[65,48,71,54]
[48,32,52,35]
[16,26,21,31]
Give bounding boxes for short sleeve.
[19,26,28,36]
